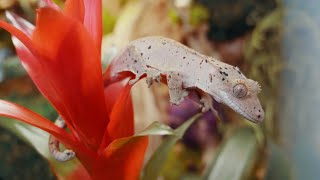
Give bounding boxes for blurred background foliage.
[0,0,319,179]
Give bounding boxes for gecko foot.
[199,94,214,113]
[199,92,216,114]
[146,68,162,87]
[199,92,222,121]
[167,72,189,105]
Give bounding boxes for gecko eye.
[233,83,248,98]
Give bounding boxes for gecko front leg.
[146,67,162,87]
[48,116,75,162]
[197,90,222,120]
[198,91,214,113]
[166,71,189,105]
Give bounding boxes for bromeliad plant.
[0,0,149,179]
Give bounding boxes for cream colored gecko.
[108,36,264,123]
[49,36,264,162]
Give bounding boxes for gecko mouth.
[219,91,259,123]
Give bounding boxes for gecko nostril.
[258,115,261,119]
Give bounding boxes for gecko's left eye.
[233,83,248,98]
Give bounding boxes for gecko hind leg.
[48,116,75,162]
[166,72,189,105]
[146,68,162,87]
[122,45,148,85]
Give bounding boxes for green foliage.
[0,89,81,178]
[161,144,202,180]
[141,113,202,180]
[1,56,26,79]
[189,4,209,26]
[0,118,82,178]
[168,8,181,24]
[102,10,117,35]
[244,8,284,140]
[52,0,64,7]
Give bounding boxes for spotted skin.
[108,36,264,123]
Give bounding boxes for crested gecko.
[108,36,264,123]
[49,36,264,162]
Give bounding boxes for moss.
[102,9,117,35]
[244,8,284,140]
[189,4,209,26]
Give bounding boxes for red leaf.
[93,136,149,180]
[83,0,102,54]
[6,12,77,135]
[31,8,108,150]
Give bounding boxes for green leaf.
[137,121,175,136]
[204,126,260,180]
[0,119,84,178]
[141,113,202,180]
[0,92,84,178]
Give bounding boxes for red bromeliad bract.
[0,0,148,179]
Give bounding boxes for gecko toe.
[155,75,162,84]
[146,77,153,87]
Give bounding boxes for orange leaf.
[63,0,84,22]
[93,136,149,180]
[83,0,102,54]
[100,80,134,149]
[107,83,134,141]
[64,163,91,180]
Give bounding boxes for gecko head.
[217,78,264,123]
